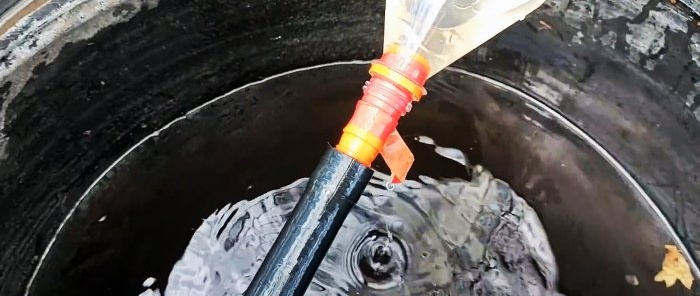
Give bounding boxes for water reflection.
[153,137,562,296]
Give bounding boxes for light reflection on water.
[147,137,562,296]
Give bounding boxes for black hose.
[244,148,373,296]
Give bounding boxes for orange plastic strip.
[380,130,414,183]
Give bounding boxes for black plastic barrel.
[1,0,700,295]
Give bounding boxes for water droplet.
[434,147,467,166]
[142,277,156,288]
[414,135,470,167]
[415,136,436,145]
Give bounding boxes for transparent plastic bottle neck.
[383,0,545,78]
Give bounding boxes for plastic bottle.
[384,0,547,77]
[337,0,545,182]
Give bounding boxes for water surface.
[148,138,562,296]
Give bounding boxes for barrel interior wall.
[1,0,699,295]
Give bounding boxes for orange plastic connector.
[336,48,430,177]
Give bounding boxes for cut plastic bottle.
[337,0,545,183]
[384,0,547,77]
